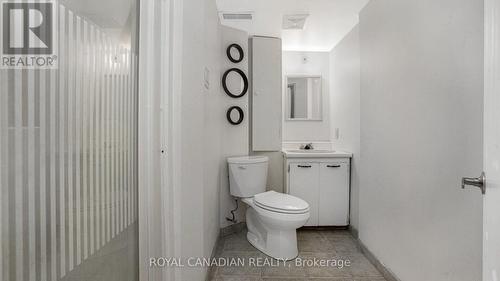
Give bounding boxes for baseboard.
[349,225,359,239]
[356,238,401,281]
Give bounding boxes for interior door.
[0,2,140,281]
[289,163,319,226]
[483,0,500,279]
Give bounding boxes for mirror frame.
[226,106,244,125]
[222,68,248,98]
[226,43,244,63]
[285,75,323,121]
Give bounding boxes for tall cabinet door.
[289,163,319,226]
[319,162,350,226]
[250,36,282,151]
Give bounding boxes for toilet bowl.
[227,156,310,260]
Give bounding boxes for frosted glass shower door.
[0,0,140,280]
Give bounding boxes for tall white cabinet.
[284,155,351,226]
[250,36,282,151]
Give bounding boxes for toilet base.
[246,231,299,261]
[245,207,302,261]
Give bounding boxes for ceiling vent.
[282,14,309,30]
[219,12,254,21]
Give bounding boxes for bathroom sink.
[286,150,336,153]
[282,149,353,158]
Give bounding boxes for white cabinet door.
[318,162,350,226]
[250,36,282,151]
[289,163,319,226]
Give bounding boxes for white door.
[318,162,350,226]
[0,2,140,281]
[289,163,319,226]
[482,1,500,279]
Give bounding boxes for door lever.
[461,172,486,194]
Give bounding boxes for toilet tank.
[227,156,268,198]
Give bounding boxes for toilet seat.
[253,191,309,214]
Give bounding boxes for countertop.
[282,149,353,158]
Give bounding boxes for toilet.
[227,155,310,260]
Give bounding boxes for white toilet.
[227,156,310,260]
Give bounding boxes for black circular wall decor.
[226,106,244,125]
[222,68,248,98]
[226,43,244,63]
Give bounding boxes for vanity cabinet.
[289,163,320,226]
[285,157,350,226]
[318,162,350,226]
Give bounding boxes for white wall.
[219,27,250,228]
[282,51,331,142]
[359,0,483,280]
[329,25,361,232]
[178,0,209,278]
[179,7,253,280]
[202,0,224,261]
[178,0,224,280]
[251,150,284,193]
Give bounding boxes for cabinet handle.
[327,165,341,168]
[298,165,312,168]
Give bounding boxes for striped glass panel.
[0,2,139,281]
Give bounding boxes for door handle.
[461,172,486,194]
[298,165,312,168]
[327,165,341,168]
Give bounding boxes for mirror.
[286,76,322,120]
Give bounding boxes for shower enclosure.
[0,0,140,280]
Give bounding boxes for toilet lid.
[253,191,309,214]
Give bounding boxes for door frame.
[137,0,500,280]
[483,0,500,280]
[138,0,183,280]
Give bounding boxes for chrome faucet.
[300,143,314,150]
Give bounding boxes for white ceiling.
[60,0,136,46]
[216,0,370,52]
[61,0,134,28]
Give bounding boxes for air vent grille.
[282,14,309,30]
[221,13,253,20]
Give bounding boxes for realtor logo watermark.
[0,0,58,69]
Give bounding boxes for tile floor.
[208,228,387,281]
